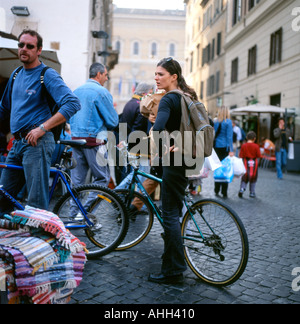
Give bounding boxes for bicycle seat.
[57,139,87,147]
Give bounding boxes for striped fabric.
[0,207,87,304]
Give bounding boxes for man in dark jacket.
[119,82,153,136]
[273,118,293,179]
[117,83,153,183]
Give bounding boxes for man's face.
[99,68,109,86]
[18,34,42,67]
[279,119,285,129]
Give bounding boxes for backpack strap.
[40,66,65,140]
[10,66,23,105]
[12,66,23,82]
[40,66,57,115]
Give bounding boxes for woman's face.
[154,66,178,92]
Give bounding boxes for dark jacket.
[119,95,148,135]
[273,127,292,152]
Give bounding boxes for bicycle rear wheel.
[114,189,154,250]
[53,184,128,259]
[181,199,249,286]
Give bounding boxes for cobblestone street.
[71,168,300,305]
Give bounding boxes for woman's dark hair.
[157,57,198,101]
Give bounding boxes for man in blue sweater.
[0,29,81,213]
[70,63,119,193]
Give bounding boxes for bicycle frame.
[0,162,94,229]
[127,165,209,243]
[128,166,163,225]
[133,165,221,248]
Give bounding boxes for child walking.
[238,131,261,198]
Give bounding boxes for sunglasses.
[165,57,174,62]
[18,42,36,50]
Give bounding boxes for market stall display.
[0,206,87,304]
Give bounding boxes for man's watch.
[39,124,48,133]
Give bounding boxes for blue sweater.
[0,62,81,134]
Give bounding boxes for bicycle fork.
[0,186,24,211]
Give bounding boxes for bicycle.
[112,144,249,286]
[0,139,128,259]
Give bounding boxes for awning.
[0,37,61,79]
[231,103,286,115]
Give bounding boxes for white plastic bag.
[231,156,246,177]
[204,149,222,171]
[288,143,294,160]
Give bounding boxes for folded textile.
[0,207,87,305]
[11,206,77,251]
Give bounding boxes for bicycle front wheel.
[114,189,154,250]
[182,199,249,286]
[53,184,128,259]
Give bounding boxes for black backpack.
[11,66,64,141]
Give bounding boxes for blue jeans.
[275,148,287,179]
[0,132,55,213]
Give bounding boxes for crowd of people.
[0,29,294,285]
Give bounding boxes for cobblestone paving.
[70,168,300,304]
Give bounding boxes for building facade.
[110,7,186,114]
[185,0,227,119]
[185,0,300,140]
[224,0,300,140]
[0,0,115,90]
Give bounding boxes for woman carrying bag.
[213,106,234,198]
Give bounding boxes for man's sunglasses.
[18,42,36,50]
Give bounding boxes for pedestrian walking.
[273,118,293,179]
[0,29,81,214]
[238,131,261,198]
[70,63,119,189]
[148,57,199,284]
[117,82,153,184]
[213,106,234,198]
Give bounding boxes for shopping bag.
[214,156,234,183]
[231,156,246,177]
[288,143,294,160]
[204,149,222,171]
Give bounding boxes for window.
[190,52,194,73]
[115,41,121,53]
[211,38,215,60]
[151,42,157,57]
[207,75,215,96]
[217,32,222,55]
[270,28,282,66]
[197,43,200,67]
[202,44,211,66]
[248,0,255,11]
[216,71,220,93]
[232,0,242,26]
[169,43,175,57]
[248,45,257,76]
[133,42,139,55]
[200,81,204,100]
[249,0,260,11]
[231,57,239,84]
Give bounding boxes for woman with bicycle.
[148,58,198,284]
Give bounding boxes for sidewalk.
[71,168,300,304]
